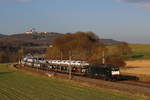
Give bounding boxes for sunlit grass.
[129,44,150,59]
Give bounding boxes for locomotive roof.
[91,64,119,68]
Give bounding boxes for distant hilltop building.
[25,29,34,34]
[25,28,48,34]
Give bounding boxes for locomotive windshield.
[111,67,119,71]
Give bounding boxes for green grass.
[0,64,144,100]
[129,44,150,60]
[107,44,150,60]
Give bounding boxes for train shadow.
[125,66,139,69]
[0,71,14,75]
[118,75,139,81]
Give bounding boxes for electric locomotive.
[86,65,120,80]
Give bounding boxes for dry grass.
[126,60,150,67]
[121,60,150,82]
[124,60,150,75]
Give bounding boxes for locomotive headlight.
[112,71,120,75]
[94,73,98,76]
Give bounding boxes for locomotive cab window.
[111,67,119,71]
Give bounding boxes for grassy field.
[129,44,150,60]
[107,44,150,60]
[0,64,145,100]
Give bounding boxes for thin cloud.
[116,0,150,3]
[137,4,150,10]
[115,0,150,10]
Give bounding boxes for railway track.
[14,65,150,97]
[118,80,150,89]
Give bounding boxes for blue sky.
[0,0,150,43]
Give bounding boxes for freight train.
[20,56,120,81]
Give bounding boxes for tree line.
[0,48,24,63]
[46,32,132,67]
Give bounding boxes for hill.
[0,32,63,52]
[99,38,122,45]
[0,34,7,38]
[0,32,122,48]
[0,32,123,55]
[0,32,63,47]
